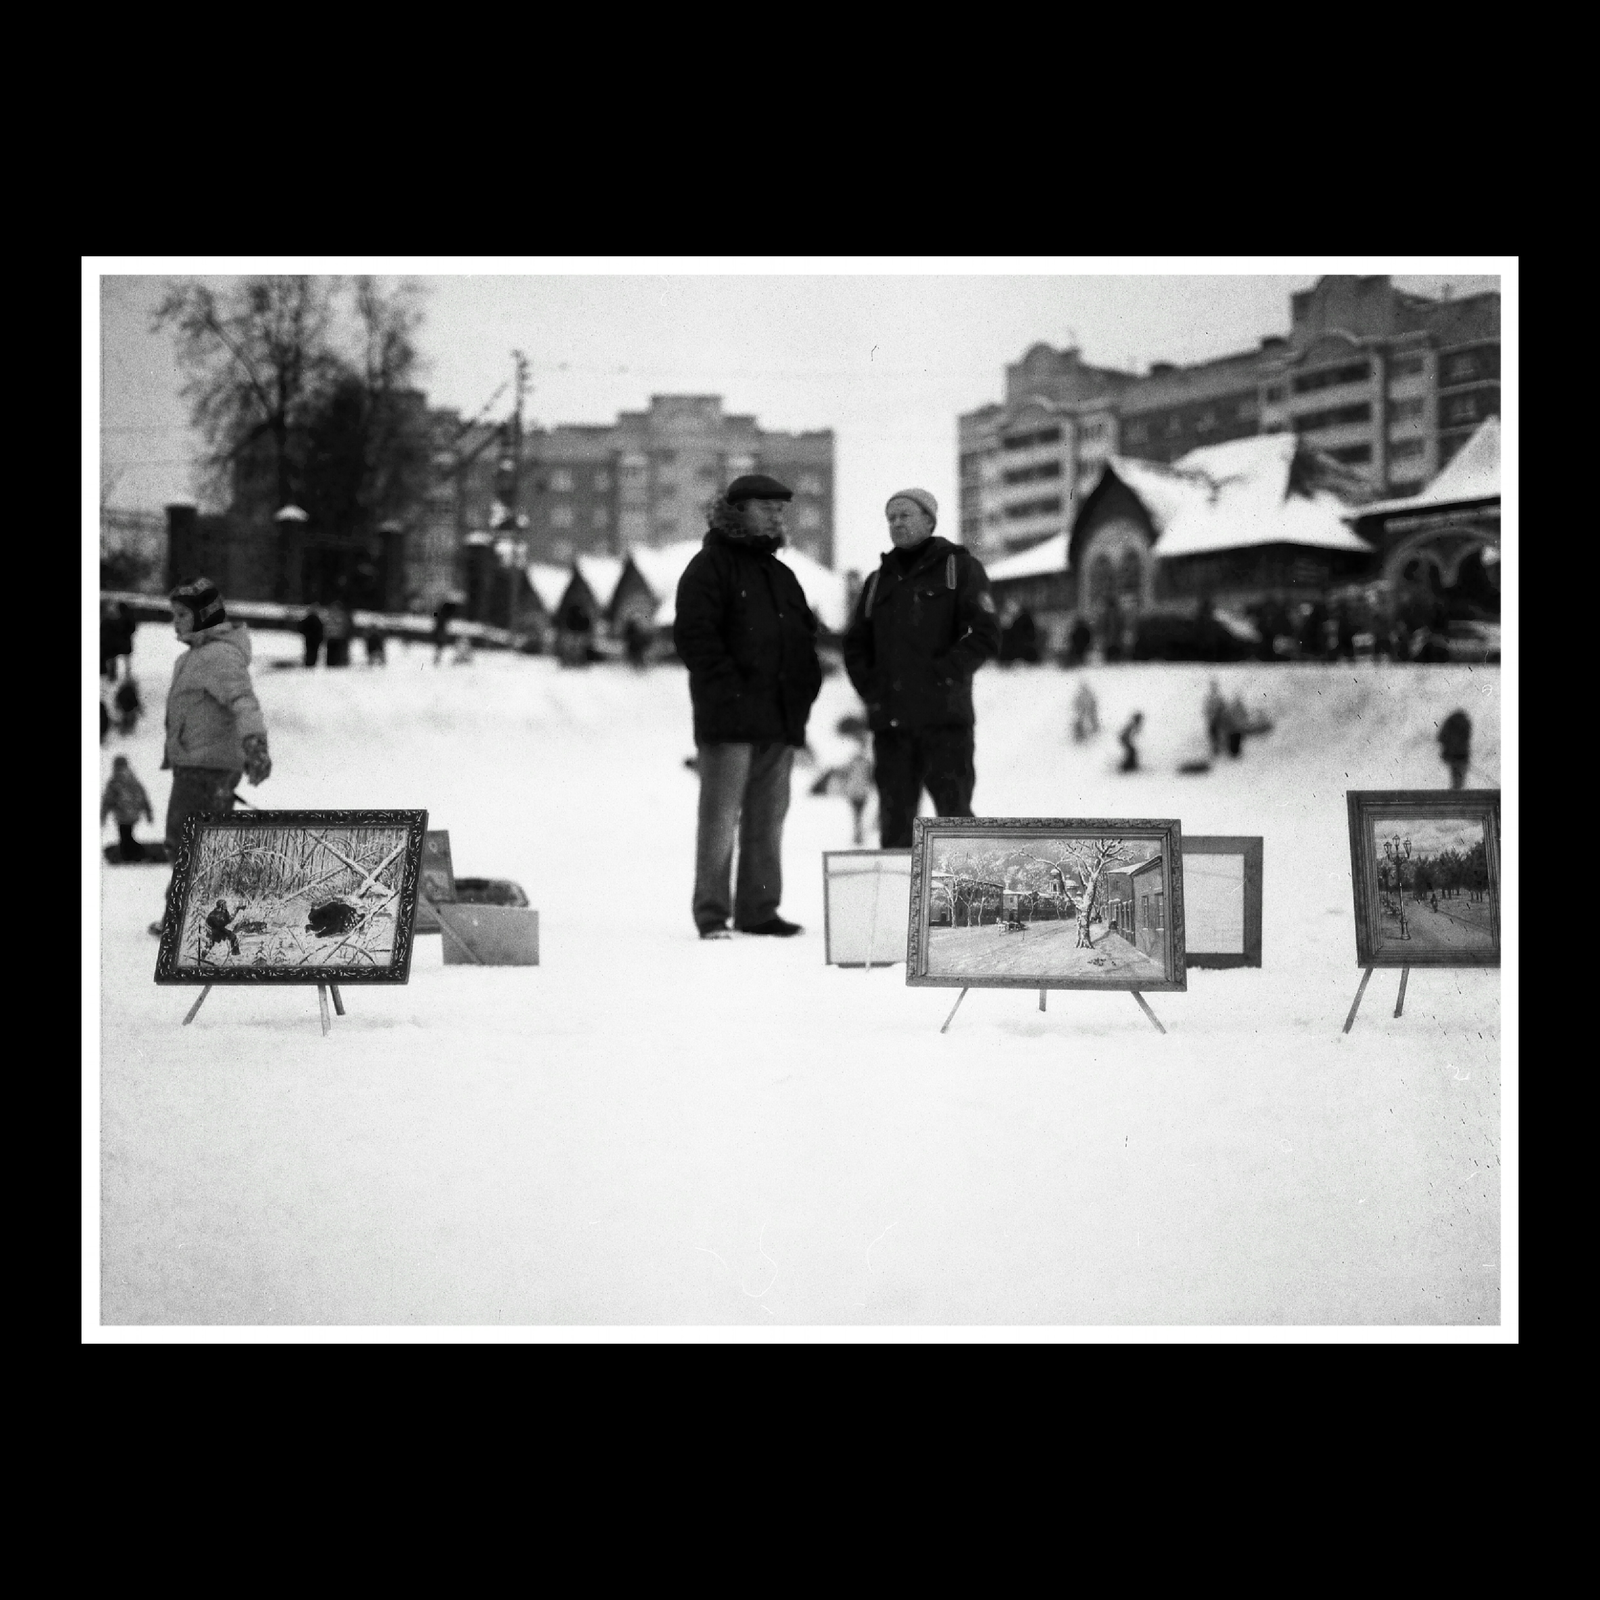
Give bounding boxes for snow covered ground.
[92,625,1508,1334]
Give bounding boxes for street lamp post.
[1383,833,1412,939]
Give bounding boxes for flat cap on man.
[726,473,793,504]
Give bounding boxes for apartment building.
[962,277,1501,566]
[957,344,1137,564]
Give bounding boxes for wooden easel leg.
[940,987,969,1034]
[1394,966,1410,1018]
[181,985,212,1026]
[1131,991,1166,1034]
[1039,987,1047,1011]
[317,983,331,1037]
[329,983,345,1016]
[1342,967,1374,1033]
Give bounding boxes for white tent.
[573,554,624,612]
[523,562,571,616]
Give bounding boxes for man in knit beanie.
[842,489,1001,848]
[149,578,272,936]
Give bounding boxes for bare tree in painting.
[1030,839,1138,949]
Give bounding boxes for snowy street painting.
[1348,793,1500,968]
[910,821,1183,989]
[158,812,425,981]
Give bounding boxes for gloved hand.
[242,733,272,785]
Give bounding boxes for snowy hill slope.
[97,628,1504,1329]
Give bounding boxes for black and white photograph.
[90,258,1512,1340]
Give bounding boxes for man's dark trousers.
[873,726,975,848]
[693,741,793,930]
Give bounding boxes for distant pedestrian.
[102,755,154,861]
[364,627,388,666]
[623,616,650,670]
[1066,616,1093,667]
[1438,709,1472,789]
[113,675,143,735]
[322,599,353,667]
[1118,711,1144,772]
[298,607,325,667]
[150,578,271,937]
[843,488,1001,849]
[432,601,455,665]
[1204,678,1227,757]
[674,473,822,939]
[1072,681,1099,743]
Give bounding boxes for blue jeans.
[693,742,793,931]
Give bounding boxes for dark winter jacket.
[843,536,1001,732]
[673,504,823,747]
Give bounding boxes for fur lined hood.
[704,496,785,554]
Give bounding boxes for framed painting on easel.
[1342,790,1499,1030]
[154,809,428,1031]
[907,817,1185,1031]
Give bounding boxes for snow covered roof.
[523,562,570,614]
[1106,435,1373,558]
[625,540,703,604]
[777,546,851,632]
[1354,415,1500,518]
[985,532,1068,582]
[648,543,851,632]
[573,555,624,608]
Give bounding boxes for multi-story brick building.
[962,276,1501,568]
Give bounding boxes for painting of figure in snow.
[155,810,427,984]
[1346,791,1499,968]
[906,818,1186,991]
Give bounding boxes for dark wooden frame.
[1345,790,1499,968]
[1182,836,1264,969]
[154,809,428,985]
[906,817,1186,991]
[822,849,913,967]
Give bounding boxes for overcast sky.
[94,259,1505,577]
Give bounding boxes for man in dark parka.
[673,475,822,939]
[843,488,1001,849]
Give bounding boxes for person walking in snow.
[298,607,325,668]
[150,578,271,936]
[1438,709,1472,789]
[1118,711,1144,772]
[1072,681,1099,743]
[113,674,143,735]
[673,474,823,939]
[843,489,1001,849]
[101,755,154,862]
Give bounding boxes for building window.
[1264,385,1286,403]
[798,472,824,494]
[551,504,575,528]
[592,470,611,490]
[592,507,609,526]
[1004,496,1062,520]
[1292,360,1371,394]
[1389,397,1425,422]
[1389,354,1425,379]
[1002,461,1062,486]
[1389,437,1425,459]
[1388,479,1425,496]
[1327,444,1372,464]
[1443,394,1480,426]
[549,468,574,492]
[656,483,676,498]
[1196,408,1217,432]
[1124,421,1148,444]
[798,506,821,530]
[1294,402,1372,432]
[655,450,676,465]
[1155,891,1163,931]
[1002,426,1062,450]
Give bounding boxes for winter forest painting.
[912,823,1183,987]
[161,814,423,979]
